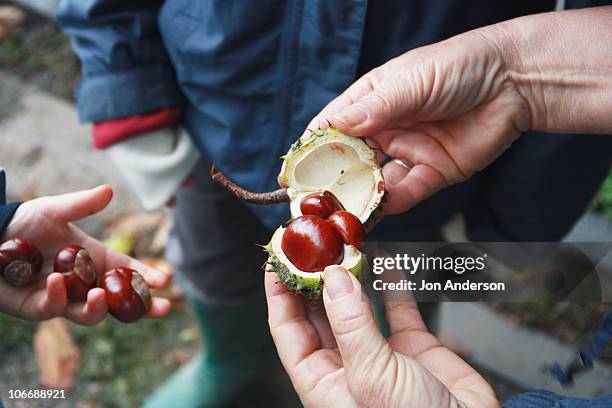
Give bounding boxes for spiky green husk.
[264,242,363,300]
[268,127,377,298]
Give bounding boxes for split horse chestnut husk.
[212,128,385,299]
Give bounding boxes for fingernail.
[333,105,368,128]
[323,266,353,300]
[383,163,410,186]
[365,138,380,149]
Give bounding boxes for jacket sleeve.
[504,390,612,407]
[0,169,21,237]
[56,0,185,123]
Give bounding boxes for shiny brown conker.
[327,211,365,249]
[0,238,43,287]
[101,268,151,323]
[300,191,345,218]
[54,245,97,302]
[281,215,344,272]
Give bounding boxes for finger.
[305,300,337,349]
[381,161,447,214]
[364,138,388,165]
[265,271,322,370]
[63,288,108,326]
[146,298,172,318]
[376,251,421,333]
[46,185,114,223]
[122,256,171,289]
[371,128,470,213]
[265,271,344,399]
[38,273,68,318]
[373,128,466,183]
[82,234,171,289]
[386,300,486,394]
[331,79,413,136]
[385,300,440,355]
[302,71,380,136]
[322,265,393,378]
[380,277,486,393]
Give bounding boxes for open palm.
[1,185,171,324]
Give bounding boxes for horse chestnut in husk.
[0,238,43,286]
[281,215,343,272]
[300,191,345,218]
[211,129,384,299]
[54,245,97,301]
[101,268,151,323]
[327,211,365,249]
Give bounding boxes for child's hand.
[0,185,171,324]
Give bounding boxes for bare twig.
[211,164,289,204]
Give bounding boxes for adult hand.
[307,7,612,214]
[307,28,529,215]
[1,185,171,324]
[265,266,498,408]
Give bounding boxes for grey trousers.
[166,159,272,304]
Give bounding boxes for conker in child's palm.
[281,215,343,272]
[300,191,345,218]
[54,245,97,301]
[0,238,43,287]
[101,268,151,323]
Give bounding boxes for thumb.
[331,84,403,136]
[323,265,393,383]
[45,185,113,222]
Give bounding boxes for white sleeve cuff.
[106,127,200,210]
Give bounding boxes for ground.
[0,311,200,408]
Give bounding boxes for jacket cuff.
[76,63,186,123]
[93,108,182,149]
[503,390,584,407]
[0,202,21,238]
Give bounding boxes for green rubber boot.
[144,292,294,408]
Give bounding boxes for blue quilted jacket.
[55,0,612,235]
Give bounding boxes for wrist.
[485,15,556,133]
[483,7,612,134]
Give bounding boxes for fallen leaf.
[142,257,185,303]
[141,258,174,277]
[34,318,81,389]
[149,217,171,255]
[162,349,193,367]
[0,6,25,40]
[103,232,135,255]
[103,211,169,257]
